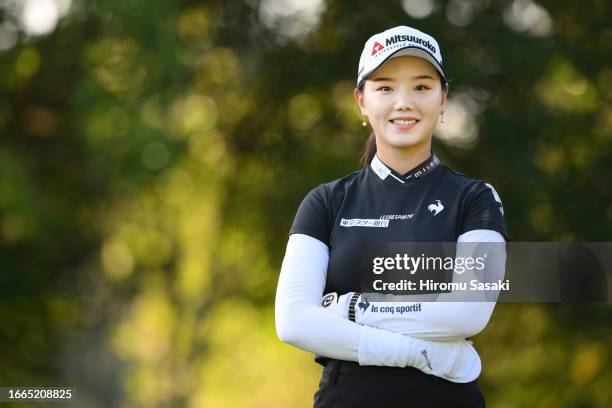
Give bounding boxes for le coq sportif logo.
[358,298,370,313]
[427,200,445,216]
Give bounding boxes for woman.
[275,26,507,407]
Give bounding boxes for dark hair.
[358,71,449,168]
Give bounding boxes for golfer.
[276,25,508,407]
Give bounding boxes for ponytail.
[357,81,376,168]
[360,132,376,168]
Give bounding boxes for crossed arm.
[274,230,506,382]
[331,230,508,340]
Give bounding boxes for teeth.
[392,119,416,125]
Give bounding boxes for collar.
[370,152,440,184]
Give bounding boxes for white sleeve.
[275,233,482,382]
[419,229,507,338]
[458,229,506,243]
[334,229,507,340]
[275,234,416,363]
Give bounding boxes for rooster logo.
[358,298,370,313]
[427,200,444,216]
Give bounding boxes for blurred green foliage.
[0,0,610,406]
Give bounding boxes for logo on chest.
[427,200,445,216]
[380,214,414,220]
[339,213,416,228]
[340,218,390,228]
[340,202,447,228]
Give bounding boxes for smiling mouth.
[389,118,420,129]
[390,119,418,125]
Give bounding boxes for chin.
[385,134,428,150]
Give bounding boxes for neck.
[375,143,432,175]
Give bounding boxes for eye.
[415,84,431,91]
[376,86,392,92]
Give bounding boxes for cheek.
[365,100,389,120]
[418,95,443,115]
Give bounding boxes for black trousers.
[314,360,485,408]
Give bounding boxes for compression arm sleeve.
[275,233,481,382]
[329,229,507,340]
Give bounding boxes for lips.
[389,117,419,130]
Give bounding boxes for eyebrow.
[371,75,435,82]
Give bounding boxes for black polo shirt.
[290,153,508,295]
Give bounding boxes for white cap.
[357,25,445,88]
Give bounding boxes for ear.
[354,87,366,115]
[440,85,448,112]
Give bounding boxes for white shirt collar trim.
[370,155,405,184]
[371,154,390,180]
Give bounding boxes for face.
[354,56,447,155]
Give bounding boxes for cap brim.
[358,47,446,87]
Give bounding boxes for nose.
[394,88,415,110]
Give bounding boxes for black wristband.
[348,292,361,322]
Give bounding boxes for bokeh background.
[0,0,611,406]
